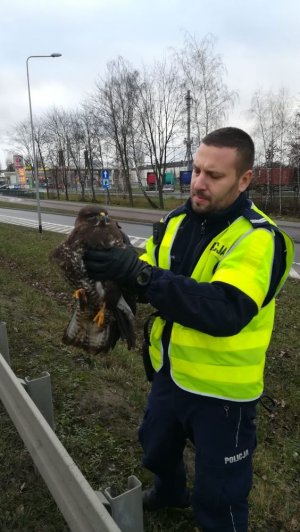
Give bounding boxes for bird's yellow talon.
[93,302,106,327]
[73,288,87,301]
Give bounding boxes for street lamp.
[26,53,62,233]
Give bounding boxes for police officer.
[84,127,294,531]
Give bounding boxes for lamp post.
[26,53,62,233]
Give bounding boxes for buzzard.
[50,206,136,354]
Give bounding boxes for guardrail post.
[104,475,144,532]
[24,372,55,430]
[0,321,10,364]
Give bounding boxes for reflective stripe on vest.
[146,210,293,401]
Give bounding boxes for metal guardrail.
[0,322,144,532]
[0,352,121,532]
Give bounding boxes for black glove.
[84,247,152,285]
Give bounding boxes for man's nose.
[193,171,207,189]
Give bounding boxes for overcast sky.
[1,0,300,167]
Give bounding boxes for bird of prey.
[50,206,136,354]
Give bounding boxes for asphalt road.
[0,207,152,239]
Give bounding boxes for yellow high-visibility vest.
[140,204,294,401]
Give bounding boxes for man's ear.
[238,170,252,192]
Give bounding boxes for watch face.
[137,266,152,286]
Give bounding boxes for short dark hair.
[201,127,255,176]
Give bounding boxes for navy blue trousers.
[138,370,257,532]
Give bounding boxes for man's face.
[190,143,252,214]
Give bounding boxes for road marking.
[128,236,147,248]
[289,267,300,280]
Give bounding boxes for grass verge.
[0,223,299,532]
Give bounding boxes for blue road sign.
[101,169,110,189]
[101,169,110,180]
[102,178,110,189]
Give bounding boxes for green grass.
[0,223,299,531]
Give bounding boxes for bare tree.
[287,109,300,201]
[90,57,141,207]
[130,132,158,209]
[11,117,50,193]
[65,112,87,200]
[45,107,101,201]
[249,88,292,212]
[137,59,183,209]
[276,88,292,213]
[11,120,32,163]
[175,33,237,145]
[79,104,107,202]
[45,107,73,200]
[11,119,34,183]
[250,90,278,206]
[34,116,55,196]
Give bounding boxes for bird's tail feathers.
[62,294,136,353]
[62,303,111,354]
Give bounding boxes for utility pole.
[184,90,193,171]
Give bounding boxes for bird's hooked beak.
[97,211,109,225]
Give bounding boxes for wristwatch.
[136,265,153,287]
